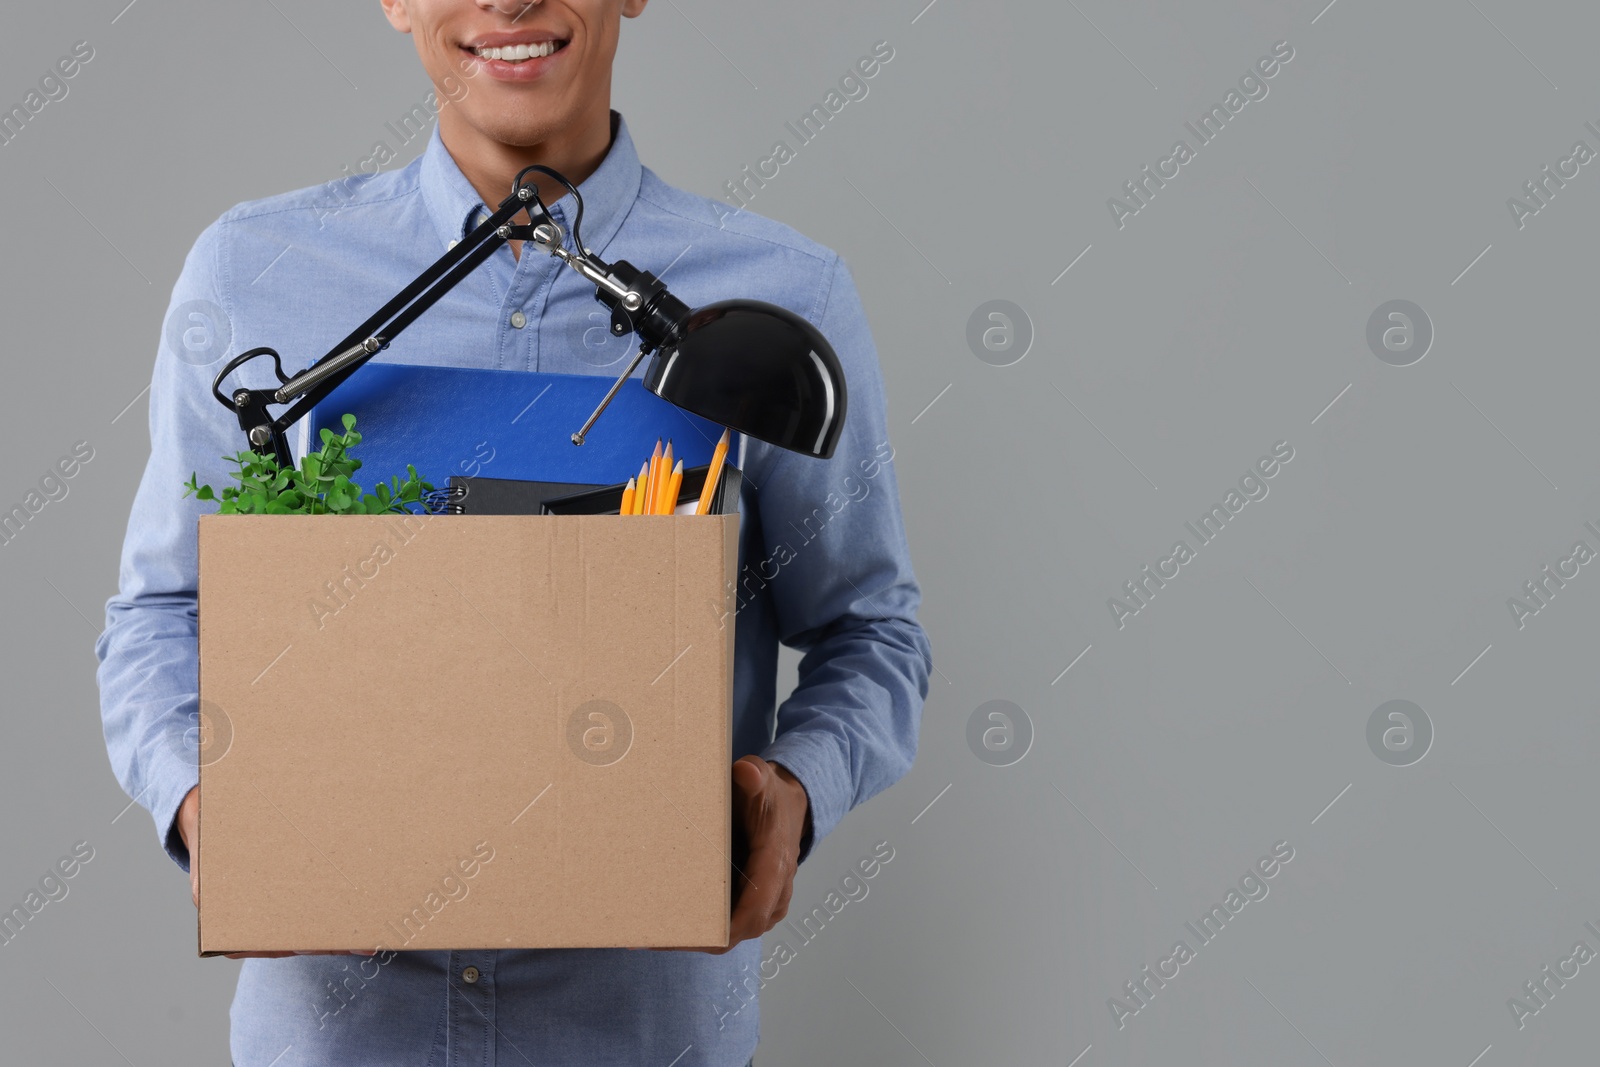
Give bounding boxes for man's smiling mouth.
[466,40,569,63]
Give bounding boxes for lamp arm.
[210,178,557,466]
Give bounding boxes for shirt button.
[462,965,480,984]
[447,239,459,250]
[510,311,527,329]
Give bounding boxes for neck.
[440,107,616,260]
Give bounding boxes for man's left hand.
[644,754,810,954]
[719,755,812,953]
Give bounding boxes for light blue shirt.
[95,110,931,1067]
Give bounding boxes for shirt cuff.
[760,731,852,864]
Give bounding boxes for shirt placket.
[447,950,498,1066]
[457,205,548,372]
[489,202,567,372]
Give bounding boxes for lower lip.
[460,44,568,82]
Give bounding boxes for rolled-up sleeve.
[756,253,932,858]
[95,217,243,873]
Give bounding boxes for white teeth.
[473,41,560,61]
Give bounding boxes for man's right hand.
[177,785,201,909]
[176,785,370,959]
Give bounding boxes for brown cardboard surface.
[196,511,738,954]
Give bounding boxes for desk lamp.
[209,164,848,466]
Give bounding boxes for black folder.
[427,464,741,517]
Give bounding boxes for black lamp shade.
[642,299,847,459]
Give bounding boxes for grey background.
[2,0,1596,1063]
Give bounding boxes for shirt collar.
[418,108,641,256]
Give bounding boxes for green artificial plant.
[183,413,434,515]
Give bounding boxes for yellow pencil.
[643,438,662,515]
[619,477,636,516]
[695,428,731,515]
[632,461,649,514]
[655,440,675,515]
[664,459,684,514]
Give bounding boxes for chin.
[489,121,568,149]
[458,106,565,147]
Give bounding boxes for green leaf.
[184,409,437,518]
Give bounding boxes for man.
[95,1,931,1063]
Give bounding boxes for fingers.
[731,755,765,804]
[727,837,791,946]
[221,949,375,959]
[723,754,808,952]
[181,784,368,959]
[221,953,345,959]
[643,758,802,955]
[180,786,201,911]
[769,859,796,925]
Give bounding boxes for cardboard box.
[195,507,739,955]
